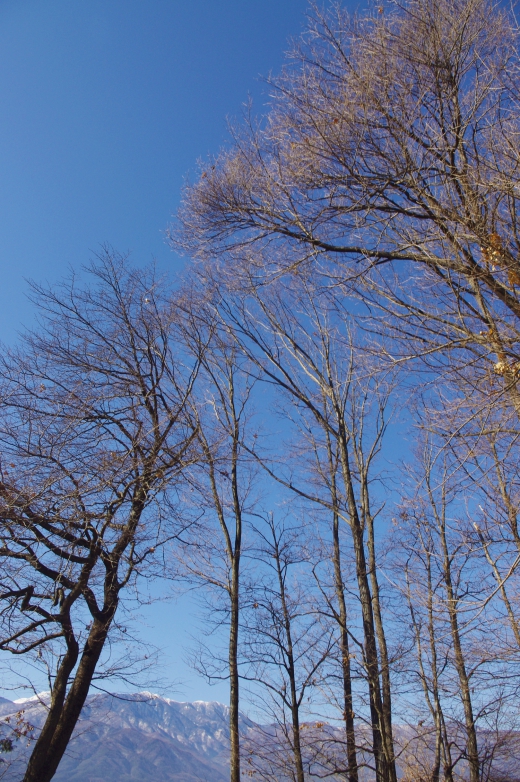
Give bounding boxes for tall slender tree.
[200,270,398,782]
[174,292,260,782]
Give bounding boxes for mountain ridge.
[0,692,241,782]
[1,692,519,781]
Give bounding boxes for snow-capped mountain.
[0,692,253,782]
[2,693,519,781]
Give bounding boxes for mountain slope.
[0,693,246,782]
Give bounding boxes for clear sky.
[0,0,312,340]
[0,0,324,705]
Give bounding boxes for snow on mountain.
[1,693,519,781]
[0,692,252,782]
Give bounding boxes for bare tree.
[397,498,459,782]
[316,423,359,782]
[171,2,520,772]
[0,251,198,782]
[241,513,332,782]
[173,292,260,782]
[198,269,398,782]
[176,0,520,414]
[393,434,520,782]
[437,381,520,648]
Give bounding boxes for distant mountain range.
[0,692,250,782]
[1,692,519,781]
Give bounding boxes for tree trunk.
[439,517,479,782]
[332,508,359,782]
[275,540,305,782]
[406,550,453,782]
[365,497,395,782]
[289,668,306,782]
[23,610,116,782]
[338,429,396,782]
[324,421,359,782]
[229,552,241,782]
[424,551,451,782]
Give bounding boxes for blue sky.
[0,0,323,705]
[0,0,311,340]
